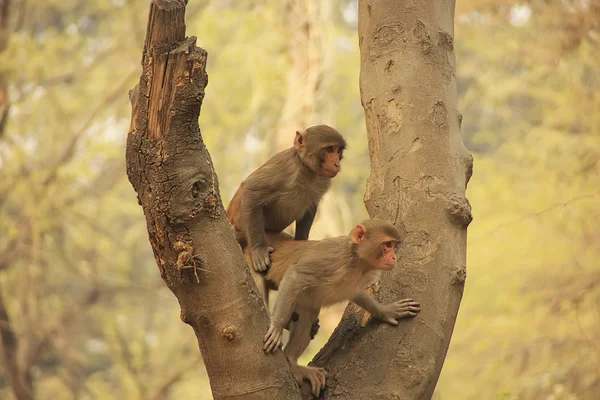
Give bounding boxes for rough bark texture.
[308,1,472,399]
[125,1,300,399]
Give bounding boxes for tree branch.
[22,288,100,372]
[125,1,300,399]
[0,289,34,400]
[308,1,467,398]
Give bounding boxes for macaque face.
[351,223,401,271]
[319,144,343,178]
[376,238,400,270]
[294,126,346,178]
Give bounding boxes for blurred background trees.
[0,0,597,399]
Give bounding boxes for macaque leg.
[285,306,327,397]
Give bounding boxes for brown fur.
[257,219,402,289]
[227,125,346,242]
[228,124,346,293]
[262,219,420,397]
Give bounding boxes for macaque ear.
[294,131,305,150]
[351,225,367,244]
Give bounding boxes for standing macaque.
[227,125,346,302]
[263,219,421,397]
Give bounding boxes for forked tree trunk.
[308,1,472,398]
[125,1,300,399]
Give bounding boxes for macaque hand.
[291,365,328,398]
[380,298,421,325]
[251,245,275,272]
[263,324,283,353]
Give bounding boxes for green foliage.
[436,2,600,399]
[0,0,597,399]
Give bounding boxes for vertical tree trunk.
[309,1,472,398]
[273,0,346,239]
[274,0,323,151]
[0,4,33,399]
[0,292,34,400]
[0,0,12,137]
[125,2,300,399]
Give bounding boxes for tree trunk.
[272,0,347,239]
[0,0,11,138]
[0,291,34,400]
[125,1,300,399]
[274,0,323,151]
[309,1,472,398]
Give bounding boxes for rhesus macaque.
[227,125,346,298]
[263,219,421,397]
[243,232,322,338]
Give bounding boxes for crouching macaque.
[227,125,346,303]
[263,219,421,397]
[243,232,322,339]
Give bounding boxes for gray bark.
[125,1,300,399]
[307,0,472,398]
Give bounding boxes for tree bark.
[125,1,300,399]
[0,0,12,138]
[308,1,472,398]
[0,291,34,400]
[274,0,323,151]
[0,5,34,398]
[272,0,348,239]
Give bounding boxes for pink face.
[376,239,399,270]
[320,145,343,178]
[351,225,399,270]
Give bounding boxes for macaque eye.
[325,146,334,153]
[383,242,394,250]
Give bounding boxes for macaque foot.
[380,298,421,325]
[251,246,274,272]
[291,365,328,397]
[263,324,283,353]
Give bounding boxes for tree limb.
[307,1,469,398]
[125,1,300,398]
[0,289,34,400]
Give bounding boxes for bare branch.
[41,70,137,187]
[0,289,34,400]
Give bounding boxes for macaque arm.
[264,271,302,353]
[352,291,421,326]
[242,187,267,249]
[242,186,274,271]
[294,204,317,240]
[351,291,386,320]
[271,271,302,328]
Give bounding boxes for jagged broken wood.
[125,1,300,399]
